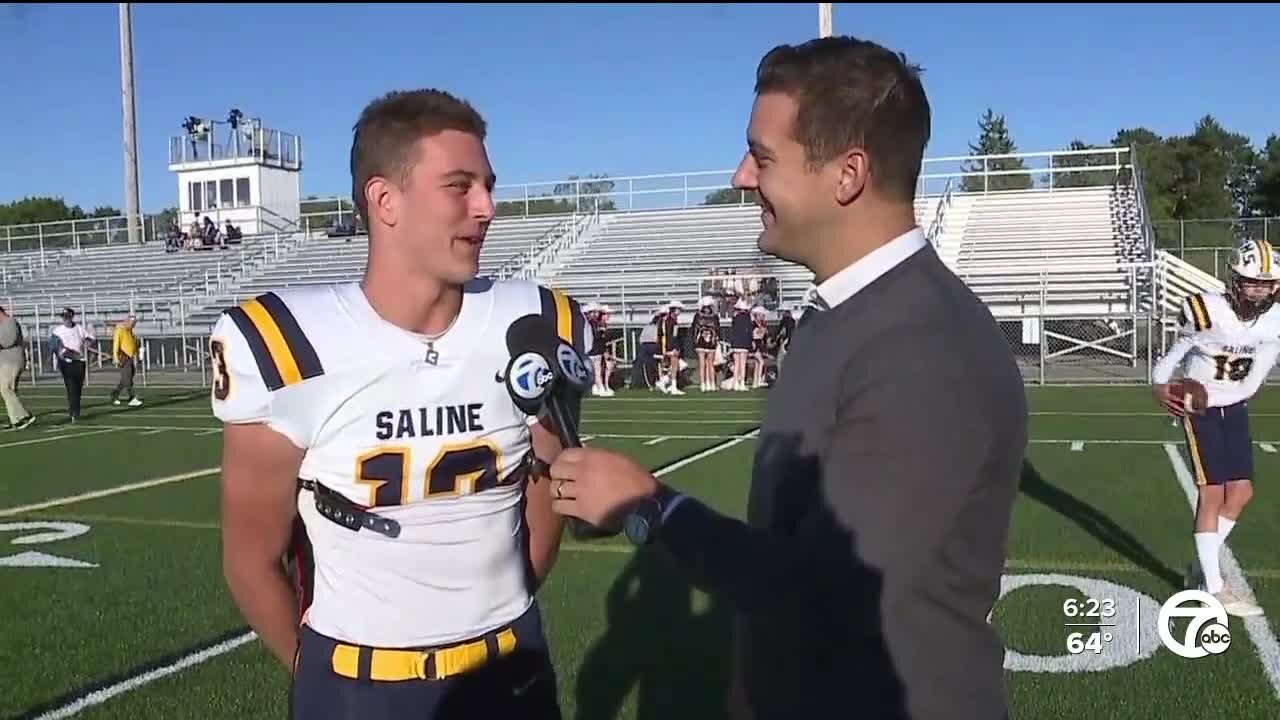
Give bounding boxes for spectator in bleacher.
[49,307,94,422]
[202,216,220,247]
[189,216,203,243]
[110,314,143,407]
[0,306,35,430]
[223,220,242,244]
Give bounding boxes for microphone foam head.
[507,314,558,356]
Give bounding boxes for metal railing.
[926,178,955,248]
[276,147,1138,221]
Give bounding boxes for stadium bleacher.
[0,240,276,334]
[0,156,1160,355]
[182,213,569,330]
[942,184,1149,317]
[544,197,942,319]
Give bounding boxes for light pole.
[119,2,142,244]
[819,3,833,38]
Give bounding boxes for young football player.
[211,89,589,718]
[1152,240,1280,618]
[692,296,722,391]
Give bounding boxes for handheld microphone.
[504,315,614,539]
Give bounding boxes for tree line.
[703,110,1280,236]
[951,108,1280,224]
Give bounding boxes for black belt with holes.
[298,479,402,539]
[298,452,547,540]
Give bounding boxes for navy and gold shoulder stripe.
[1184,293,1212,332]
[224,292,325,391]
[537,285,586,352]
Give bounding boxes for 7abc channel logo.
[1158,590,1232,659]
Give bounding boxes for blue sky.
[1,2,1276,213]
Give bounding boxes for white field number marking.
[0,521,98,568]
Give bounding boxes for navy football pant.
[1182,401,1253,486]
[290,603,561,720]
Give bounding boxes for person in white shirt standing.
[49,307,94,422]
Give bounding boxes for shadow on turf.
[569,548,734,720]
[1019,459,1182,589]
[564,429,912,720]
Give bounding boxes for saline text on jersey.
[375,403,485,440]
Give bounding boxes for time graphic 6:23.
[1062,597,1116,618]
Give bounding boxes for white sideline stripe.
[1261,443,1277,454]
[1070,441,1084,452]
[653,428,758,478]
[0,467,220,518]
[0,428,120,449]
[28,631,258,720]
[138,429,168,436]
[644,436,669,446]
[1163,444,1280,700]
[21,428,756,716]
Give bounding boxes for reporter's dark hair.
[755,36,931,202]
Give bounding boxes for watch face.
[623,512,650,545]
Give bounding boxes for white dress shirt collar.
[804,226,927,311]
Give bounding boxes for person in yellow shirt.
[111,315,142,407]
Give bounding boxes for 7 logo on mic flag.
[508,352,554,402]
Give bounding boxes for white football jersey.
[1152,291,1280,408]
[209,278,591,648]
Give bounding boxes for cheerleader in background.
[750,305,769,389]
[587,303,615,396]
[729,298,752,391]
[692,296,722,392]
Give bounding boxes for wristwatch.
[623,485,681,545]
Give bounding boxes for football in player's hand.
[1167,378,1208,416]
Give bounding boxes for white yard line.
[652,428,758,478]
[1260,443,1277,454]
[644,436,670,446]
[17,426,759,717]
[1070,441,1085,452]
[0,428,121,449]
[1163,444,1280,700]
[28,631,258,720]
[0,468,220,519]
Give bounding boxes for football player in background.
[1151,240,1280,617]
[692,296,721,392]
[211,89,589,718]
